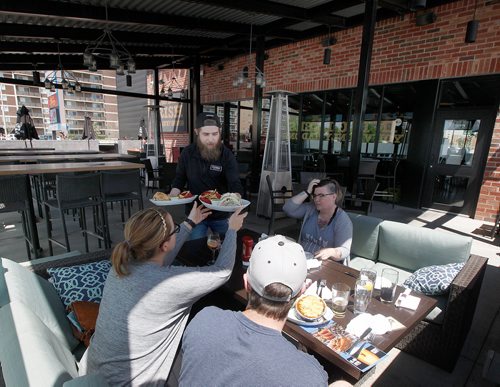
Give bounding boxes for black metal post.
[350,0,378,190]
[223,102,231,146]
[153,68,162,158]
[250,35,265,193]
[190,54,202,144]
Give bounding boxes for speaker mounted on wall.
[465,0,480,43]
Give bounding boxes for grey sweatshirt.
[86,224,237,386]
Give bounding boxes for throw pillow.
[67,301,100,347]
[47,260,112,307]
[403,262,466,296]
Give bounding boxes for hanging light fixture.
[159,50,186,99]
[43,42,82,93]
[82,1,136,77]
[233,23,266,89]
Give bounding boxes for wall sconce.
[409,0,427,12]
[465,0,479,43]
[322,28,336,65]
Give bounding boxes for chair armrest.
[22,249,113,279]
[440,254,487,342]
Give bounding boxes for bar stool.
[0,175,39,259]
[101,170,144,242]
[43,173,108,255]
[374,159,400,208]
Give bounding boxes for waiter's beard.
[197,137,222,162]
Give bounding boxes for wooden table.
[0,147,55,151]
[0,153,138,164]
[0,161,144,256]
[176,231,438,381]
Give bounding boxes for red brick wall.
[200,0,500,220]
[477,110,500,222]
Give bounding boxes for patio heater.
[144,104,165,169]
[256,91,294,218]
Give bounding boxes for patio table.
[0,153,137,164]
[176,230,437,381]
[0,150,100,156]
[0,161,144,257]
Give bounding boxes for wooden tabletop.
[0,153,138,163]
[0,147,55,151]
[0,161,144,176]
[176,231,438,381]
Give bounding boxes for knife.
[348,327,372,356]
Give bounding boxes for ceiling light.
[82,3,136,76]
[233,23,266,89]
[43,42,82,93]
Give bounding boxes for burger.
[152,192,170,201]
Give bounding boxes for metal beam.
[350,0,378,191]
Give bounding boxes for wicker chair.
[396,254,488,371]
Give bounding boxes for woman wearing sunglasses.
[283,178,352,263]
[85,204,247,386]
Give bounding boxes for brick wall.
[477,109,500,222]
[200,0,500,220]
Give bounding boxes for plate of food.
[150,191,197,206]
[287,295,333,327]
[199,191,250,212]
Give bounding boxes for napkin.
[304,280,332,300]
[346,313,392,336]
[395,289,420,310]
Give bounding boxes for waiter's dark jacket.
[171,143,244,220]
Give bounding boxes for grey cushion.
[378,221,472,272]
[347,213,382,261]
[0,302,78,387]
[403,262,466,295]
[0,258,79,350]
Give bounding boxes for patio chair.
[374,159,400,208]
[343,179,379,215]
[101,170,144,242]
[0,175,39,259]
[43,173,108,255]
[142,158,162,197]
[265,174,294,236]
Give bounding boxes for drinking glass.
[354,279,373,314]
[380,268,399,303]
[359,268,376,298]
[331,283,350,318]
[206,232,221,265]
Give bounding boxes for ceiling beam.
[185,0,345,26]
[0,1,302,39]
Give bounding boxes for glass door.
[423,109,494,215]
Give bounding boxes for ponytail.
[111,241,131,277]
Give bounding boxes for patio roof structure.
[0,0,457,71]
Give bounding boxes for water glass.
[380,268,399,303]
[354,279,373,314]
[359,268,376,297]
[331,283,350,318]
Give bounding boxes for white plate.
[202,199,251,212]
[287,306,334,327]
[150,195,197,206]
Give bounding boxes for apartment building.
[0,70,118,140]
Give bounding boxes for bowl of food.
[295,294,327,321]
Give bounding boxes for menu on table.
[303,321,388,373]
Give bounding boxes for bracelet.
[303,190,310,196]
[184,218,196,229]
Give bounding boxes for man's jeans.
[189,218,229,240]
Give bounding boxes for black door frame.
[422,107,496,216]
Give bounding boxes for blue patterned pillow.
[47,260,112,307]
[403,262,466,296]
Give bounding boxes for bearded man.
[170,112,244,240]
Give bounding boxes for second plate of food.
[150,192,197,206]
[202,198,251,212]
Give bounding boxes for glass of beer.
[331,283,350,318]
[207,232,221,265]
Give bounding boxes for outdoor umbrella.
[82,116,95,149]
[14,105,39,147]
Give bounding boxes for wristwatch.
[184,218,196,229]
[303,190,310,197]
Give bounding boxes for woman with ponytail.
[85,203,247,386]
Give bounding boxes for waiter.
[169,112,244,239]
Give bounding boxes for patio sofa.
[347,212,488,371]
[0,250,112,387]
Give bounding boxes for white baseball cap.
[247,235,307,302]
